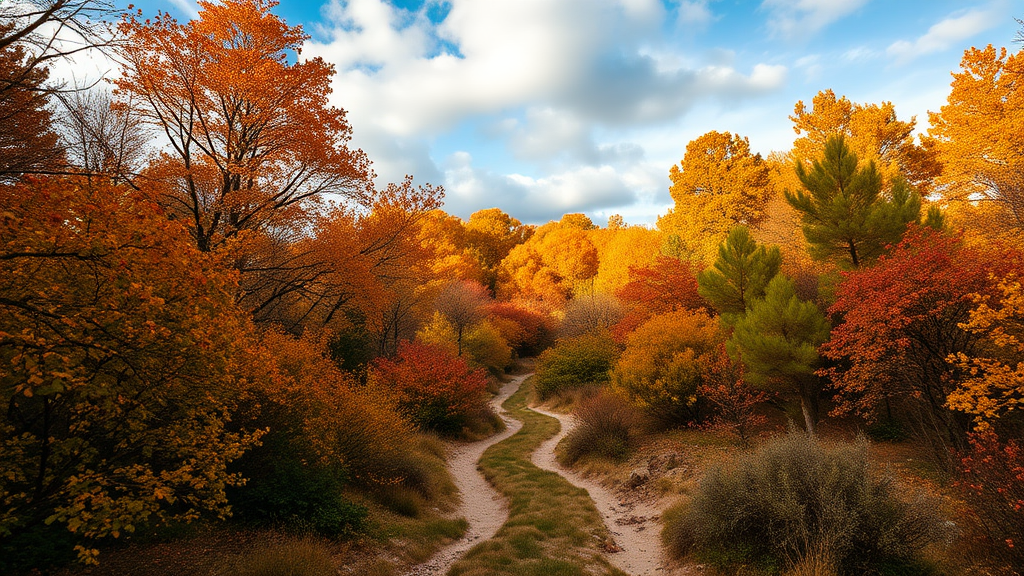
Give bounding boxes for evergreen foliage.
[785,136,923,268]
[696,226,782,323]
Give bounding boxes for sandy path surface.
[529,405,685,576]
[401,373,528,576]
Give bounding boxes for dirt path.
[529,405,685,576]
[401,373,528,576]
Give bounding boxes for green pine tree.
[729,275,830,434]
[785,135,924,268]
[696,226,781,324]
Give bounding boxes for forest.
[1,1,1022,576]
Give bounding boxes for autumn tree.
[823,226,1022,459]
[785,135,928,269]
[590,224,663,294]
[729,275,830,433]
[464,208,531,289]
[697,226,781,324]
[658,131,773,263]
[486,301,553,356]
[0,41,62,183]
[614,256,707,340]
[611,310,726,424]
[790,89,939,190]
[948,277,1024,429]
[929,44,1024,237]
[116,0,371,319]
[434,280,490,356]
[497,214,599,306]
[0,177,259,561]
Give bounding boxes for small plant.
[561,390,642,464]
[663,431,949,575]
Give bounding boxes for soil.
[528,405,693,576]
[400,373,527,576]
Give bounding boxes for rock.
[628,468,649,488]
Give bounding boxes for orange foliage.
[929,44,1024,237]
[613,257,707,341]
[486,301,553,355]
[497,214,598,306]
[790,89,938,190]
[0,177,258,547]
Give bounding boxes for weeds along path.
[402,373,527,576]
[445,376,626,576]
[529,405,682,576]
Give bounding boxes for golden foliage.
[929,44,1024,236]
[658,131,773,264]
[949,277,1024,428]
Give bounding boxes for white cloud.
[761,0,870,39]
[304,0,786,158]
[442,152,662,223]
[887,6,1003,63]
[167,0,200,19]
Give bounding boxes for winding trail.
[401,373,528,576]
[529,405,683,576]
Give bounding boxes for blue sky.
[148,0,1022,225]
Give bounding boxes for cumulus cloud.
[887,5,1003,63]
[300,0,787,220]
[442,152,662,224]
[761,0,870,39]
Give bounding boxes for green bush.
[561,390,642,464]
[663,431,948,575]
[535,332,617,399]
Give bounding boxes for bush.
[561,390,642,464]
[611,309,725,424]
[559,293,624,339]
[464,319,513,374]
[535,332,617,399]
[663,431,949,575]
[956,430,1024,566]
[370,341,489,435]
[230,329,420,533]
[229,436,367,536]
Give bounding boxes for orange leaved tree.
[0,177,259,561]
[116,0,370,318]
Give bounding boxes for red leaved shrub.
[370,341,489,434]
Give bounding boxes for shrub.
[464,320,513,374]
[231,329,418,532]
[535,332,617,399]
[561,390,642,464]
[370,341,489,435]
[663,431,948,575]
[956,430,1024,566]
[611,309,725,424]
